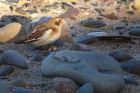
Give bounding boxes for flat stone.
[0,50,28,69]
[74,34,96,44]
[75,83,93,93]
[80,18,106,28]
[41,50,125,93]
[0,66,14,76]
[0,80,9,93]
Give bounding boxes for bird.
[15,17,65,47]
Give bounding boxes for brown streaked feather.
[15,24,51,44]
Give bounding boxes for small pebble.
[80,18,106,28]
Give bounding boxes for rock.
[0,50,28,69]
[80,18,106,28]
[74,32,107,44]
[74,35,96,44]
[31,0,55,7]
[109,50,133,62]
[133,0,140,10]
[0,66,14,76]
[75,83,93,93]
[12,79,27,87]
[0,80,9,93]
[46,77,78,93]
[12,87,38,93]
[87,32,107,36]
[31,54,45,62]
[120,59,140,75]
[41,50,125,93]
[129,27,140,36]
[61,2,74,10]
[0,23,22,43]
[123,75,138,85]
[6,0,19,3]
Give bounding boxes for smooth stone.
[12,79,27,87]
[0,23,22,43]
[49,77,78,93]
[41,50,124,93]
[129,27,140,36]
[109,50,133,62]
[0,50,28,69]
[0,80,9,93]
[31,54,45,62]
[12,87,38,93]
[75,83,93,93]
[74,35,96,44]
[133,0,140,10]
[0,66,14,76]
[87,32,107,36]
[80,18,106,28]
[121,59,140,75]
[123,75,138,85]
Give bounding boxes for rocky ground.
[0,0,140,93]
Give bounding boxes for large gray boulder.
[41,50,125,93]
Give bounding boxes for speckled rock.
[0,50,28,69]
[75,83,93,93]
[129,27,140,36]
[0,66,14,76]
[46,77,78,93]
[12,79,27,88]
[80,18,106,28]
[0,80,9,93]
[109,50,133,62]
[121,59,140,75]
[12,87,38,93]
[41,50,124,93]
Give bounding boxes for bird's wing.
[15,24,51,44]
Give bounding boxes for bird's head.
[47,17,65,29]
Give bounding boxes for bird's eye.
[55,21,60,26]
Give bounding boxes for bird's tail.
[14,40,26,44]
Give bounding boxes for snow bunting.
[15,17,65,47]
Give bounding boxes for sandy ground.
[0,0,140,93]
